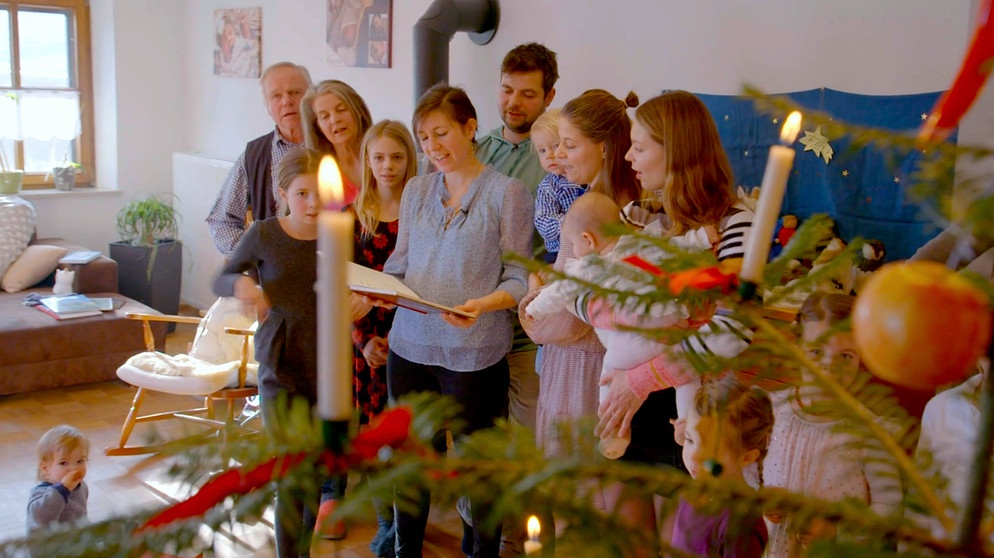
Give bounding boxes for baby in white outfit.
[526,192,717,458]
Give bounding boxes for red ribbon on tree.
[919,0,994,142]
[139,407,412,531]
[621,255,739,295]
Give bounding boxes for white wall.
[29,0,186,252]
[183,0,973,154]
[30,0,985,251]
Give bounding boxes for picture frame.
[327,0,392,68]
[213,8,262,78]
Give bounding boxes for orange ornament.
[853,261,992,390]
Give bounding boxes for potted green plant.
[0,93,22,195]
[51,160,83,191]
[110,195,183,324]
[0,139,22,195]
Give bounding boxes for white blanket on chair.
[127,352,240,378]
[118,352,258,396]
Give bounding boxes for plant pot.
[0,170,23,195]
[110,240,183,332]
[52,167,77,191]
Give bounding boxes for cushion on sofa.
[0,196,36,280]
[2,244,68,293]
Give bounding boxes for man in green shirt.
[476,42,557,433]
[470,42,558,558]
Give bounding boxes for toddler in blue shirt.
[27,425,89,535]
[532,108,586,263]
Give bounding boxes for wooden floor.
[0,312,464,557]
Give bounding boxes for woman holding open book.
[379,83,533,558]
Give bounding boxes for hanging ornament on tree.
[919,0,994,142]
[799,126,834,164]
[853,261,992,390]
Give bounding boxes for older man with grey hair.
[207,61,312,257]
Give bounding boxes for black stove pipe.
[413,0,499,104]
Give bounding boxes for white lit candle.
[524,515,542,555]
[317,155,354,422]
[739,111,803,289]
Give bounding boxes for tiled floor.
[0,316,463,557]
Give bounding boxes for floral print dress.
[350,208,399,424]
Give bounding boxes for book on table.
[346,262,474,319]
[38,294,104,319]
[33,304,103,320]
[87,297,123,311]
[59,250,102,265]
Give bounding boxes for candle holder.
[322,418,350,454]
[737,280,759,303]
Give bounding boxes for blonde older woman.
[300,79,373,201]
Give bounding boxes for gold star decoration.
[842,170,849,177]
[724,114,729,121]
[799,126,834,164]
[894,176,901,183]
[744,150,749,157]
[772,117,779,124]
[921,113,928,120]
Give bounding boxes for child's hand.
[670,417,687,446]
[763,488,791,524]
[442,299,481,329]
[796,518,836,549]
[528,272,543,291]
[363,336,389,368]
[363,295,396,310]
[234,276,270,321]
[60,469,84,491]
[350,293,374,321]
[763,509,784,524]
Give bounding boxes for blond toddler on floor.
[27,425,89,535]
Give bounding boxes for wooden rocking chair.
[105,311,258,456]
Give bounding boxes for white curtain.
[0,90,80,141]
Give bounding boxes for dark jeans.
[387,350,510,558]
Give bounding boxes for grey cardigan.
[384,165,534,371]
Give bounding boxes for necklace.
[443,204,462,230]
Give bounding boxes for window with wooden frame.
[0,0,94,189]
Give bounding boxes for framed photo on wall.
[327,0,392,68]
[213,8,262,78]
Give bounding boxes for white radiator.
[172,152,233,311]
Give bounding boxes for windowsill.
[14,187,121,198]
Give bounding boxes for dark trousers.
[387,350,510,558]
[261,393,317,558]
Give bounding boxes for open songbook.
[346,262,474,319]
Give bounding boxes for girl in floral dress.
[347,120,418,557]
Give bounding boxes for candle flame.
[318,155,344,206]
[527,515,540,540]
[780,111,803,144]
